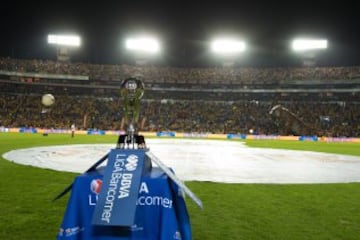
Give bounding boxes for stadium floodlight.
[292,38,327,52]
[211,38,246,55]
[125,37,160,54]
[47,34,81,47]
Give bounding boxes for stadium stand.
[0,57,359,137]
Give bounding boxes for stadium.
[1,4,360,239]
[1,56,359,239]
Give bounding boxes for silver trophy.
[118,77,146,149]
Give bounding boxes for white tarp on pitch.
[3,139,360,183]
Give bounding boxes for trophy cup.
[117,77,146,149]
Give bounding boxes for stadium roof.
[1,1,359,68]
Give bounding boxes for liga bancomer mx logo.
[89,154,138,196]
[125,154,139,171]
[117,154,139,199]
[97,153,140,224]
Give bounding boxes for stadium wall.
[3,128,360,143]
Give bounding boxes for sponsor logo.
[125,80,137,90]
[58,226,84,237]
[89,180,174,209]
[89,179,102,205]
[156,131,175,137]
[99,153,140,223]
[137,195,173,208]
[299,136,318,141]
[326,137,353,142]
[90,179,103,195]
[137,182,173,208]
[183,132,209,138]
[130,224,144,232]
[0,126,9,132]
[253,134,279,140]
[173,231,182,240]
[227,133,247,139]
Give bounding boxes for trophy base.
[116,133,152,180]
[117,134,146,149]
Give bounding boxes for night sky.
[1,1,359,67]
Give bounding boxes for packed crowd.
[1,57,359,137]
[1,94,359,137]
[1,57,360,85]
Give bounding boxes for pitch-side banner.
[92,149,145,226]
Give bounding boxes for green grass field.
[0,133,359,239]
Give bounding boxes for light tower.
[210,37,246,67]
[291,38,328,66]
[47,34,81,62]
[125,36,160,66]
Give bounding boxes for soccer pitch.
[0,133,359,239]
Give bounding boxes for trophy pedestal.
[57,166,192,240]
